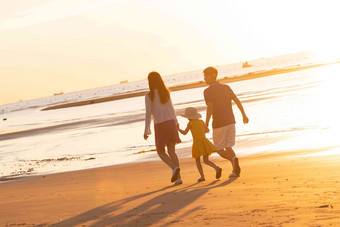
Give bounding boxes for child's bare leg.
[203,155,222,179]
[203,155,218,170]
[195,157,205,181]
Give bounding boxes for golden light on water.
[292,63,340,157]
[313,47,340,63]
[314,64,340,152]
[318,65,340,119]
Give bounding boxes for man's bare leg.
[217,147,240,176]
[216,148,235,163]
[226,147,240,175]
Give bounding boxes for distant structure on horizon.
[242,61,252,68]
[53,92,64,96]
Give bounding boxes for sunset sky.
[0,0,339,105]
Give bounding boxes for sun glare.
[318,64,340,144]
[313,47,340,63]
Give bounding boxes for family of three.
[143,67,249,185]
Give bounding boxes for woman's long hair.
[148,71,170,104]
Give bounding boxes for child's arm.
[177,124,191,135]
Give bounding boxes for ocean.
[1,55,340,181]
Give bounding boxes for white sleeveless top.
[144,90,177,135]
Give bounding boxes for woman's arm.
[144,94,152,140]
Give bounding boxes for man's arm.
[232,96,249,124]
[205,103,213,126]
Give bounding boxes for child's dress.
[188,119,217,158]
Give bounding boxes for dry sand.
[1,147,340,226]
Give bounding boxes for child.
[177,107,222,182]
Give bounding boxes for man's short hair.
[203,66,218,79]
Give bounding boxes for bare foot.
[216,167,222,179]
[197,178,205,182]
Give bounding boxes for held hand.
[143,134,149,140]
[243,115,249,124]
[204,122,210,133]
[176,123,180,130]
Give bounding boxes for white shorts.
[213,124,236,150]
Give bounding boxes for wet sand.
[1,146,340,226]
[41,62,337,111]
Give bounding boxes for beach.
[2,1,340,226]
[1,60,340,226]
[1,146,340,226]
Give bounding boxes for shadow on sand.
[51,178,237,226]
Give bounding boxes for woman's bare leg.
[167,143,179,168]
[167,143,181,180]
[157,146,176,169]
